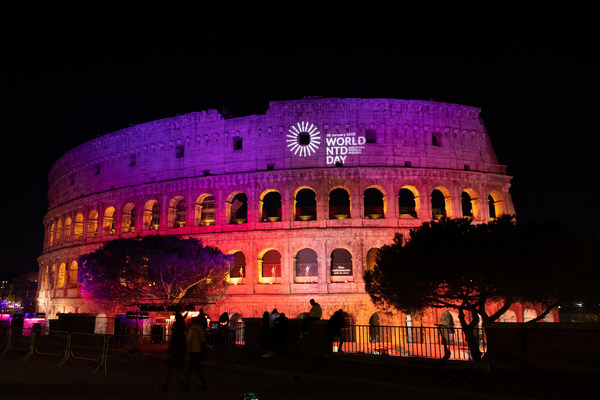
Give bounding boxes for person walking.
[161,311,187,390]
[327,309,345,353]
[184,316,208,391]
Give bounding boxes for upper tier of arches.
[44,179,510,250]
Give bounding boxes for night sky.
[3,4,598,275]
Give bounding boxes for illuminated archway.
[56,219,63,243]
[74,213,84,239]
[431,187,452,219]
[122,203,136,233]
[195,194,215,226]
[294,187,317,221]
[229,251,246,284]
[103,206,116,235]
[168,196,186,228]
[330,248,353,282]
[294,248,318,283]
[143,200,160,230]
[366,247,379,272]
[461,189,480,220]
[258,249,281,284]
[68,261,78,289]
[398,186,420,218]
[260,190,282,222]
[49,264,56,289]
[226,192,248,224]
[364,187,385,219]
[488,190,504,221]
[64,217,72,242]
[87,210,98,238]
[329,187,351,219]
[49,223,55,246]
[57,263,66,289]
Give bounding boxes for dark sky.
[3,4,598,274]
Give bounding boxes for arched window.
[230,251,246,282]
[49,223,55,246]
[43,265,49,290]
[143,200,160,230]
[294,188,316,221]
[364,188,384,219]
[56,219,63,243]
[329,188,350,219]
[330,248,353,282]
[295,248,318,283]
[260,191,282,222]
[462,192,473,219]
[369,312,381,342]
[74,213,84,239]
[461,189,480,220]
[50,265,56,289]
[228,193,248,224]
[64,217,72,242]
[195,194,216,226]
[88,210,99,238]
[398,188,417,218]
[103,207,116,235]
[259,249,281,283]
[431,189,447,220]
[168,197,186,228]
[122,203,136,233]
[488,190,504,221]
[68,261,78,289]
[57,263,66,289]
[366,248,379,272]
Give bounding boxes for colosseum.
[37,97,526,328]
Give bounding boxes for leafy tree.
[78,235,233,307]
[365,216,599,361]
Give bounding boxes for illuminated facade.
[38,97,530,326]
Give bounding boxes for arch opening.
[329,188,350,219]
[398,188,417,218]
[259,249,281,284]
[330,248,353,282]
[295,188,317,221]
[261,191,282,222]
[294,248,318,283]
[364,188,384,219]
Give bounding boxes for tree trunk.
[458,308,482,361]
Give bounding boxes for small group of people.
[301,299,346,353]
[162,311,209,392]
[260,308,289,357]
[264,299,346,354]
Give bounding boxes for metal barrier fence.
[333,325,486,360]
[1,327,110,373]
[107,322,246,357]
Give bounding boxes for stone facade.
[38,97,518,325]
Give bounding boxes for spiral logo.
[287,121,321,157]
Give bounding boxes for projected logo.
[287,121,321,157]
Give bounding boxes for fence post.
[1,327,12,356]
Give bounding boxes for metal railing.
[332,325,486,361]
[1,323,245,373]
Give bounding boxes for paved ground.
[1,346,597,399]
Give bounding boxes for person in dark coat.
[260,311,272,355]
[272,312,288,355]
[327,309,345,353]
[161,311,187,390]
